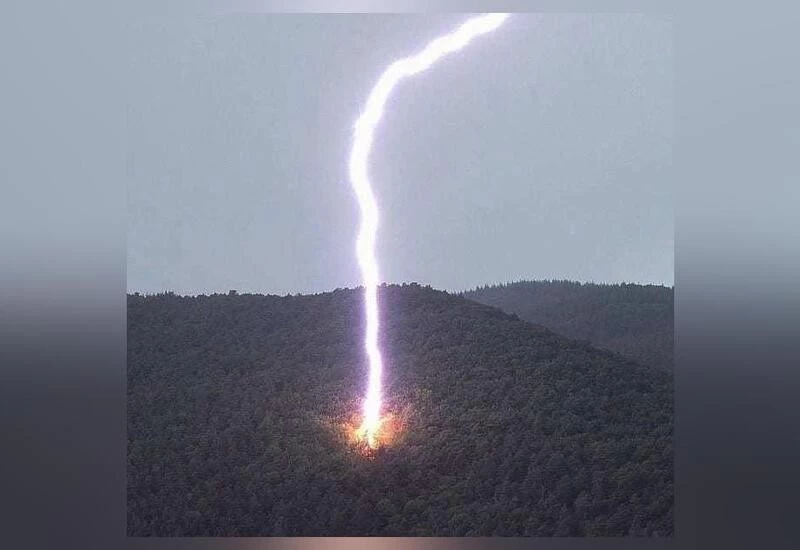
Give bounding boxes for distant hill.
[461,281,673,371]
[127,284,672,536]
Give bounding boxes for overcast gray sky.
[127,14,672,295]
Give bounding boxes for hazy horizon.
[126,277,674,298]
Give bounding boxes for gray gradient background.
[2,1,799,550]
[127,14,672,295]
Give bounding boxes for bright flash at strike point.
[349,13,510,449]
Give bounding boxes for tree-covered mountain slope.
[127,283,672,536]
[461,280,673,371]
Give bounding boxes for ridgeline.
[462,280,673,371]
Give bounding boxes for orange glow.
[336,397,413,457]
[354,414,390,449]
[347,411,405,455]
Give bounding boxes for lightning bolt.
[349,13,511,449]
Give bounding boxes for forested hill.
[461,281,673,371]
[127,284,672,536]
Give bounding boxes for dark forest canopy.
[461,280,673,371]
[127,283,672,536]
